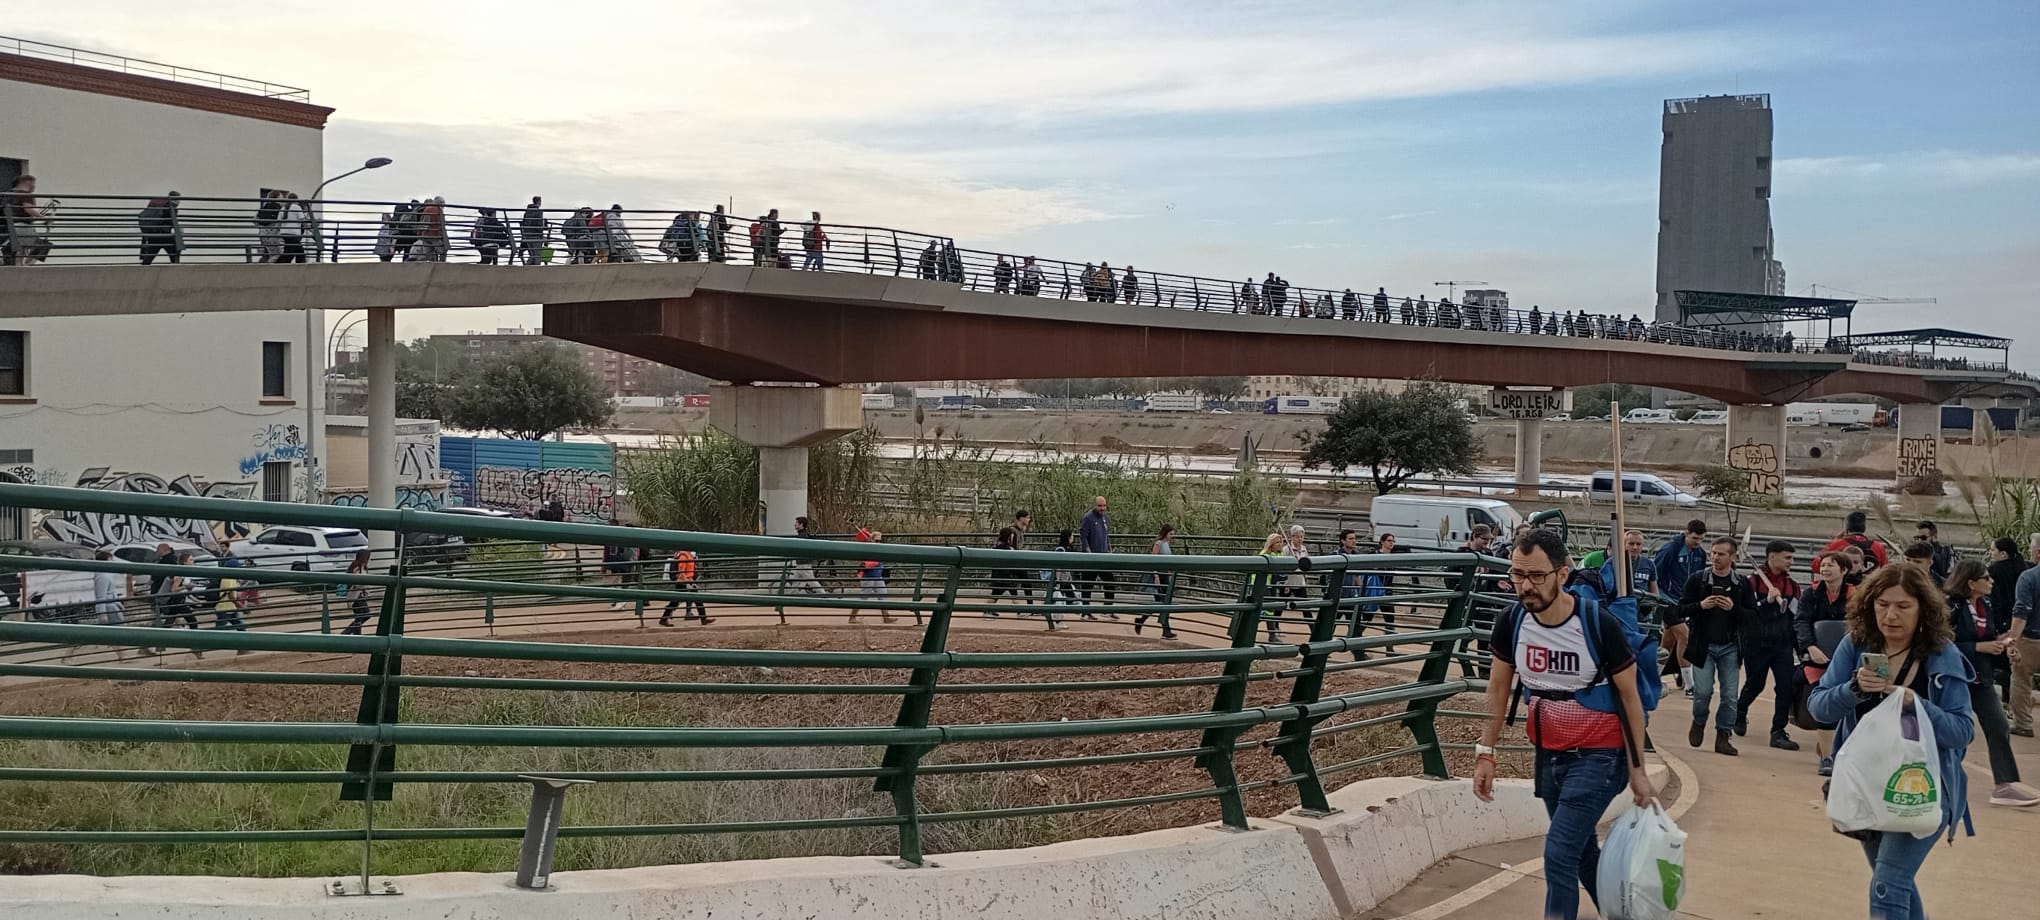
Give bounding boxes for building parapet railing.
[0,35,313,101]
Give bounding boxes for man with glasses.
[1474,529,1654,920]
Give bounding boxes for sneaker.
[1688,722,1706,748]
[1770,731,1800,752]
[610,602,623,610]
[2013,727,2036,738]
[1160,631,1179,640]
[657,618,672,627]
[1990,783,2040,808]
[1714,733,1738,756]
[1817,756,1833,777]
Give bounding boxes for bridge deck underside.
[543,292,1971,404]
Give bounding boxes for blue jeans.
[1690,641,1741,733]
[1534,747,1628,920]
[1860,828,1938,919]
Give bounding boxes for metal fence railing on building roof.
[0,35,313,101]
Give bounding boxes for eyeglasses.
[1508,569,1562,584]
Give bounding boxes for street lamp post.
[302,158,392,504]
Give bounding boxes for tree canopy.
[441,345,612,440]
[1298,381,1479,494]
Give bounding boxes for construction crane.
[1433,280,1488,301]
[1803,284,1936,305]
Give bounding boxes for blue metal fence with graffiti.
[438,437,615,521]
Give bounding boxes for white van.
[1623,408,1676,424]
[1588,471,1700,507]
[1369,496,1525,550]
[1688,410,1728,425]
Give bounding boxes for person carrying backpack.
[1473,528,1656,920]
[1818,510,1889,572]
[137,192,182,264]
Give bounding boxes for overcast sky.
[15,1,2040,366]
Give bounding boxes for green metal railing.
[0,482,1513,889]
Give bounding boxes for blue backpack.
[1507,578,1663,720]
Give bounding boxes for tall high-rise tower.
[1655,94,1783,328]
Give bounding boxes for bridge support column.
[365,307,397,551]
[1725,404,1786,503]
[1896,403,1941,489]
[1514,419,1543,497]
[709,385,862,536]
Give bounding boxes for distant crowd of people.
[0,178,2015,373]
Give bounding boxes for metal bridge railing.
[2,193,1987,369]
[0,481,1517,888]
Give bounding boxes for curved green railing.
[0,482,1513,888]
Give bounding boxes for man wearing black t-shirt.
[1674,537,1757,755]
[1474,529,1653,920]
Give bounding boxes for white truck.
[860,393,896,410]
[1786,402,1878,426]
[1141,393,1202,412]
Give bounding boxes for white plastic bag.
[1826,689,1943,838]
[1596,801,1687,920]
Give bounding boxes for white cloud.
[1777,150,2040,186]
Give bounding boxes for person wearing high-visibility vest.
[659,549,710,626]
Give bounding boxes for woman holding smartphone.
[1807,564,1973,919]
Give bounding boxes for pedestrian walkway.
[1359,694,2038,919]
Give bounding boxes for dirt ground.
[0,625,1531,847]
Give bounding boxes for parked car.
[227,525,371,572]
[1587,471,1700,507]
[0,539,98,620]
[104,541,218,596]
[1840,423,1870,433]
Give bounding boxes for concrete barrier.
[0,774,1617,919]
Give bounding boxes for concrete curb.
[0,774,1594,919]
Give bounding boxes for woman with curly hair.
[1807,563,1973,919]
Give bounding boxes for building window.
[1755,186,1769,199]
[1756,156,1770,171]
[0,330,25,395]
[261,341,290,398]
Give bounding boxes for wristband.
[1473,743,1497,760]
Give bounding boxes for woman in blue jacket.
[1808,563,1973,920]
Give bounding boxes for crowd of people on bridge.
[1,178,2016,374]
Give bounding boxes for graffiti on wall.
[1726,439,1782,497]
[329,487,445,511]
[396,439,441,484]
[35,468,256,548]
[474,466,614,520]
[1897,437,1939,480]
[238,424,307,477]
[4,465,67,486]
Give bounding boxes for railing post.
[1196,564,1271,830]
[1268,559,1347,815]
[874,559,960,866]
[342,555,409,804]
[1404,562,1479,778]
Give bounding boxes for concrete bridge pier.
[1725,404,1787,503]
[365,307,397,550]
[1514,419,1543,497]
[1895,402,1942,488]
[708,385,863,536]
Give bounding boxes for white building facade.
[0,41,333,545]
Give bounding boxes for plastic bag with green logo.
[1596,801,1687,920]
[1826,688,1943,839]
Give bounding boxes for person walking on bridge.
[993,255,1014,294]
[1121,265,1140,304]
[1474,528,1655,920]
[1019,256,1043,296]
[1340,288,1359,320]
[1239,278,1259,314]
[137,191,182,265]
[1373,287,1390,323]
[472,207,510,265]
[518,196,547,264]
[706,204,730,262]
[802,211,829,270]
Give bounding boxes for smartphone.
[1709,585,1732,597]
[1862,653,1890,679]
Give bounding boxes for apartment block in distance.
[1654,94,1786,329]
